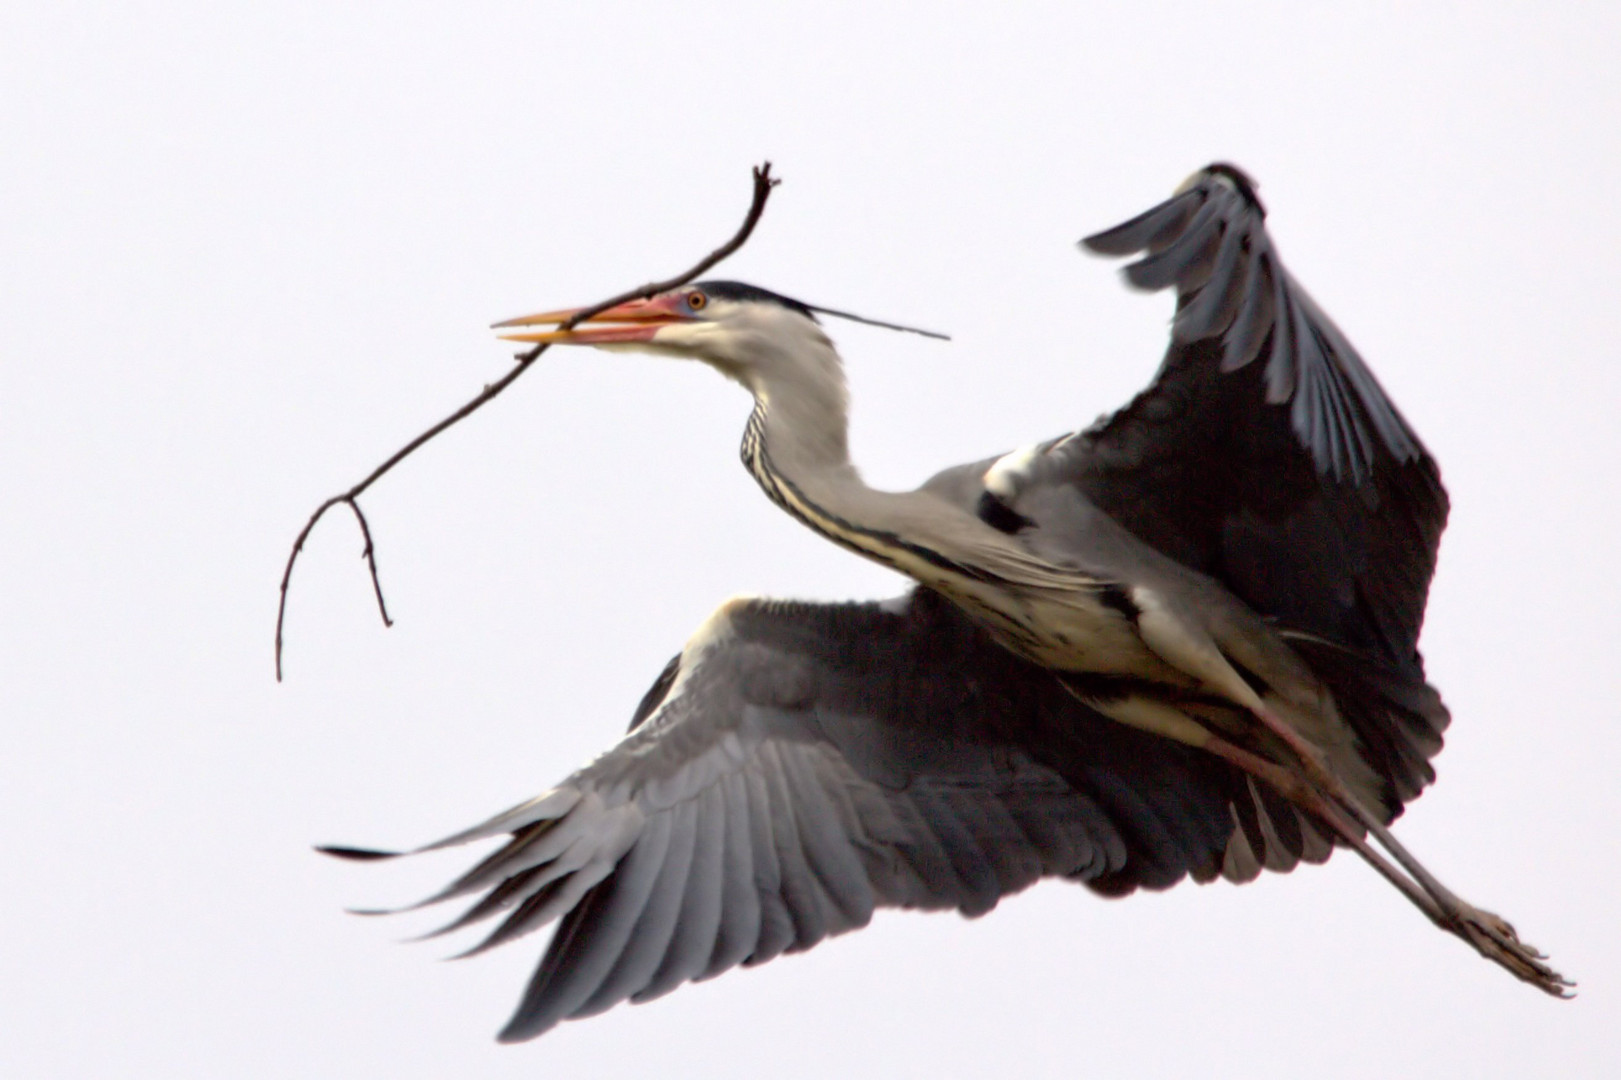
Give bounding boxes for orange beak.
[493,292,696,345]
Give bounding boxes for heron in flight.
[326,165,1569,1041]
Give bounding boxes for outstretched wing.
[1072,163,1448,669]
[940,165,1450,814]
[327,591,1320,1042]
[1076,165,1451,808]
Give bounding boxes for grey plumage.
[325,164,1568,1041]
[334,592,1270,1039]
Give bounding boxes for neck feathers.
[740,320,851,473]
[736,327,995,588]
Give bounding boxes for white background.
[3,3,1618,1077]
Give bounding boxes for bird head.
[494,281,830,389]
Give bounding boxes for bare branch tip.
[275,160,781,678]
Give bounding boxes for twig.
[275,162,781,680]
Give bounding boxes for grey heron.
[325,164,1569,1041]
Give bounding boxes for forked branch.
[275,163,781,680]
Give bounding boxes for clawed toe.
[1452,905,1573,997]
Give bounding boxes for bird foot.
[1450,903,1574,997]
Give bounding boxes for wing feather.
[576,800,698,1017]
[777,743,877,926]
[1174,215,1248,343]
[755,741,836,949]
[1222,249,1275,372]
[740,764,796,965]
[701,771,762,979]
[633,785,727,1003]
[1083,188,1203,255]
[498,812,674,1038]
[1126,196,1226,290]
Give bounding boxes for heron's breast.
[937,576,1179,680]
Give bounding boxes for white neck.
[727,313,995,585]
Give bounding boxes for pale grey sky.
[3,3,1618,1077]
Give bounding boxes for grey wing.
[1082,163,1425,483]
[327,592,1294,1042]
[1073,164,1448,663]
[941,165,1450,815]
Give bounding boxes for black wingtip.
[496,1017,549,1044]
[316,845,402,862]
[1079,188,1201,257]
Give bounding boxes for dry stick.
[275,162,781,681]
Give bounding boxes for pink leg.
[1235,704,1571,996]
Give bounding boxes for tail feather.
[1281,631,1450,820]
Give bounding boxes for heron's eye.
[686,290,707,311]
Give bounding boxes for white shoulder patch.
[983,442,1045,500]
[656,595,756,717]
[681,596,751,654]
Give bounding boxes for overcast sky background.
[4,3,1619,1077]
